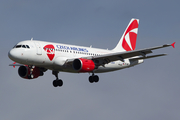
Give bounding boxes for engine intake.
[18,66,28,78]
[73,58,95,72]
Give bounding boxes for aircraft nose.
[8,49,13,60]
[8,49,17,61]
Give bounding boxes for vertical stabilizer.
[113,18,139,52]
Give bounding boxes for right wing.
[85,43,175,62]
[64,42,175,66]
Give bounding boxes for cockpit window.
[26,45,30,48]
[16,45,22,48]
[14,44,30,49]
[22,45,26,48]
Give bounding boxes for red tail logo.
[44,44,55,61]
[122,20,139,51]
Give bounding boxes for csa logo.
[122,19,139,51]
[44,44,55,61]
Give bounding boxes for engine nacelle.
[18,66,42,79]
[73,58,95,72]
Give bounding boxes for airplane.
[8,18,175,87]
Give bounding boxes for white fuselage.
[8,40,143,73]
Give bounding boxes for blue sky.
[1,0,180,120]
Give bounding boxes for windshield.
[14,44,30,49]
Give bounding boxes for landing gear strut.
[52,71,63,87]
[89,73,99,83]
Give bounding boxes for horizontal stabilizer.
[9,64,24,67]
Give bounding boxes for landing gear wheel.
[89,75,99,83]
[89,76,94,83]
[53,80,58,87]
[57,79,63,86]
[52,71,64,87]
[94,75,99,83]
[53,79,63,87]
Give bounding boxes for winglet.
[171,42,175,48]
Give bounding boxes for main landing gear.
[52,71,99,87]
[89,73,99,83]
[52,71,63,87]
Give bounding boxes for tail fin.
[113,18,139,52]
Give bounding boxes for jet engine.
[73,58,95,72]
[18,66,43,79]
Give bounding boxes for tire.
[53,80,58,87]
[94,75,99,83]
[89,76,94,83]
[57,80,63,86]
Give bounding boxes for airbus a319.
[8,19,175,87]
